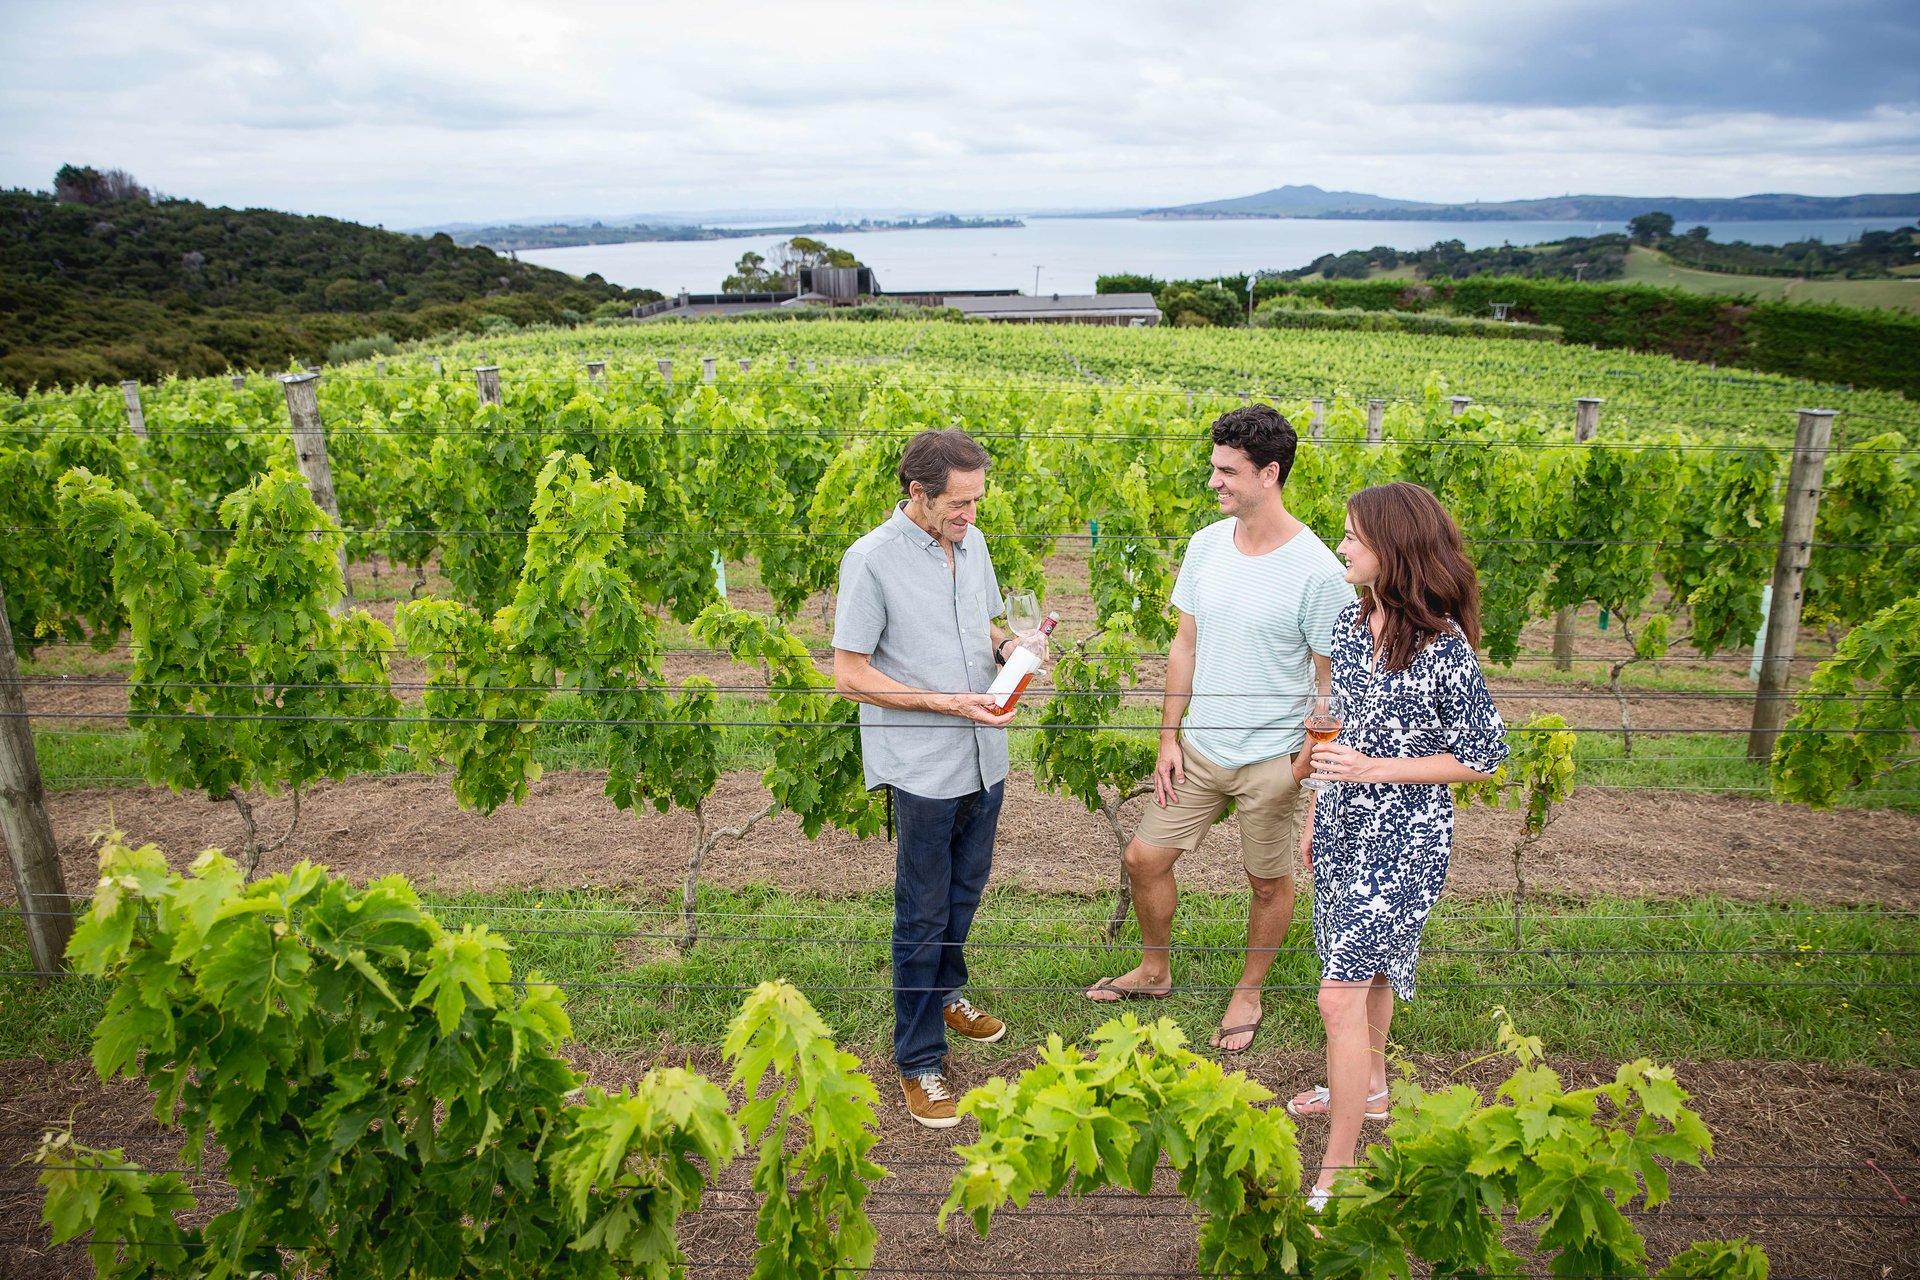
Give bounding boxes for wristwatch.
[993,636,1015,666]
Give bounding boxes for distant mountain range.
[1134,185,1920,223]
[429,214,1023,253]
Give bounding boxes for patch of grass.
[1622,246,1920,314]
[11,888,1910,1067]
[33,731,146,791]
[32,692,1920,810]
[17,648,132,678]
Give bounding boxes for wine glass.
[1300,692,1348,792]
[1005,589,1042,637]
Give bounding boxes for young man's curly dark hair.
[1210,403,1299,487]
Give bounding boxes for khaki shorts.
[1131,738,1305,880]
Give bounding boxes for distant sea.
[517,216,1918,297]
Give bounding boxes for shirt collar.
[890,500,968,555]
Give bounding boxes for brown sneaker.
[943,996,1007,1043]
[901,1072,961,1129]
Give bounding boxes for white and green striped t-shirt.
[1169,518,1354,767]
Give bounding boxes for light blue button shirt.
[832,503,1007,799]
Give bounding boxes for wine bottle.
[985,613,1060,714]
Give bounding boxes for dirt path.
[2,1048,1913,1279]
[8,767,1919,909]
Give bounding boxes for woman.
[1284,482,1508,1211]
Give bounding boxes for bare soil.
[6,767,1920,911]
[2,1048,1913,1279]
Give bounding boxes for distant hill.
[0,180,656,392]
[1142,184,1426,218]
[1142,186,1920,223]
[439,214,1024,252]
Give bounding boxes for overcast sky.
[3,0,1916,227]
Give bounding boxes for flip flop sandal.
[1084,976,1172,1002]
[1285,1085,1391,1121]
[1209,1019,1263,1055]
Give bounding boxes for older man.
[833,427,1037,1129]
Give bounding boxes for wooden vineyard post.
[282,374,353,610]
[657,358,673,384]
[1552,398,1603,670]
[1747,409,1835,760]
[429,355,444,375]
[120,380,147,439]
[1365,399,1385,445]
[230,374,246,390]
[0,575,73,976]
[1310,397,1324,443]
[1575,396,1603,439]
[1449,395,1472,417]
[475,365,503,406]
[702,357,717,385]
[807,359,815,374]
[586,360,608,387]
[375,358,387,376]
[738,358,751,374]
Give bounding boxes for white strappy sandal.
[1285,1084,1390,1122]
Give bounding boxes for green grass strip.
[4,887,1913,1068]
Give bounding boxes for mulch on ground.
[3,1047,1913,1279]
[9,768,1919,911]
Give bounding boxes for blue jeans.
[890,781,1004,1077]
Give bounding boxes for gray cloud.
[0,0,1915,227]
[1438,0,1920,117]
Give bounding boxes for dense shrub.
[1158,282,1245,328]
[1253,302,1562,341]
[1095,272,1166,294]
[324,332,399,364]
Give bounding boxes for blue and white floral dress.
[1311,600,1509,999]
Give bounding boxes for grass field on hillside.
[1297,247,1920,313]
[1622,245,1920,312]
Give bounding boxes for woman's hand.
[1309,742,1389,785]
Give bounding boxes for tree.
[724,249,775,292]
[53,164,151,206]
[770,237,862,289]
[1685,225,1712,242]
[1628,211,1675,244]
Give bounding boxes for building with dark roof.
[941,293,1161,325]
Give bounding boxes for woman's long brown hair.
[1347,482,1482,672]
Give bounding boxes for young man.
[832,428,1043,1129]
[1085,404,1351,1053]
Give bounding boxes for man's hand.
[1152,738,1186,808]
[948,692,1018,727]
[1001,632,1051,667]
[1300,821,1313,874]
[1291,745,1315,784]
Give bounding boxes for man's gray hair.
[898,428,991,498]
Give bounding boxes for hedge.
[1267,276,1919,398]
[1252,305,1562,342]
